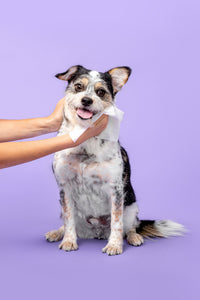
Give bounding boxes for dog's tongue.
[77,108,93,119]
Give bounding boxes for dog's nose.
[81,97,93,107]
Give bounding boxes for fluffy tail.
[136,220,186,238]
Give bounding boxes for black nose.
[81,97,93,107]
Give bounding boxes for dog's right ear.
[55,65,83,82]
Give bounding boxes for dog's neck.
[58,117,119,161]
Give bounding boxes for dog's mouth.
[76,108,95,120]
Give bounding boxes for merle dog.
[45,65,184,255]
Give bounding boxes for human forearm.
[0,114,108,169]
[0,134,74,169]
[0,98,65,142]
[0,117,55,142]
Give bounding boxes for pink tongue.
[77,108,93,119]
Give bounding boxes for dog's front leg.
[59,189,78,251]
[102,184,123,255]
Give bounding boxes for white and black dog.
[45,65,184,255]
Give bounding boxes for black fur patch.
[120,146,136,206]
[113,184,123,208]
[136,220,155,234]
[99,72,114,97]
[68,65,90,82]
[56,65,114,98]
[100,139,105,146]
[55,65,90,84]
[59,189,65,206]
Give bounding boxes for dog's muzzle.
[76,97,95,120]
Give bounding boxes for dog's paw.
[59,239,78,252]
[45,227,64,242]
[127,232,144,246]
[102,243,123,256]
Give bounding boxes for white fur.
[123,202,139,235]
[89,70,100,81]
[53,135,134,239]
[48,67,185,255]
[155,220,186,237]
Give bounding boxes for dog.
[45,65,185,255]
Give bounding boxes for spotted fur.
[45,66,185,255]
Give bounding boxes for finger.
[95,119,108,133]
[94,114,108,126]
[99,115,108,128]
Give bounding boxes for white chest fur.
[53,124,123,215]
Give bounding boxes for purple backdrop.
[0,0,200,299]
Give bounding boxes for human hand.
[46,97,65,132]
[75,114,109,146]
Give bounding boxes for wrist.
[58,134,76,150]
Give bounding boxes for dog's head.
[55,65,131,127]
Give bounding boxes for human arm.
[0,98,65,142]
[0,115,108,169]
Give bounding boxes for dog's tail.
[136,220,186,238]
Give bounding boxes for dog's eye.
[96,89,106,97]
[75,84,83,92]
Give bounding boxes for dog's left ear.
[107,66,132,94]
[55,65,83,82]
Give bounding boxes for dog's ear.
[107,67,132,94]
[55,65,84,82]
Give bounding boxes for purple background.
[0,1,200,299]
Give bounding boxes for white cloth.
[69,105,124,142]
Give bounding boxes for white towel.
[69,105,124,142]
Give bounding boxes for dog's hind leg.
[45,225,64,242]
[126,228,144,246]
[123,202,144,246]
